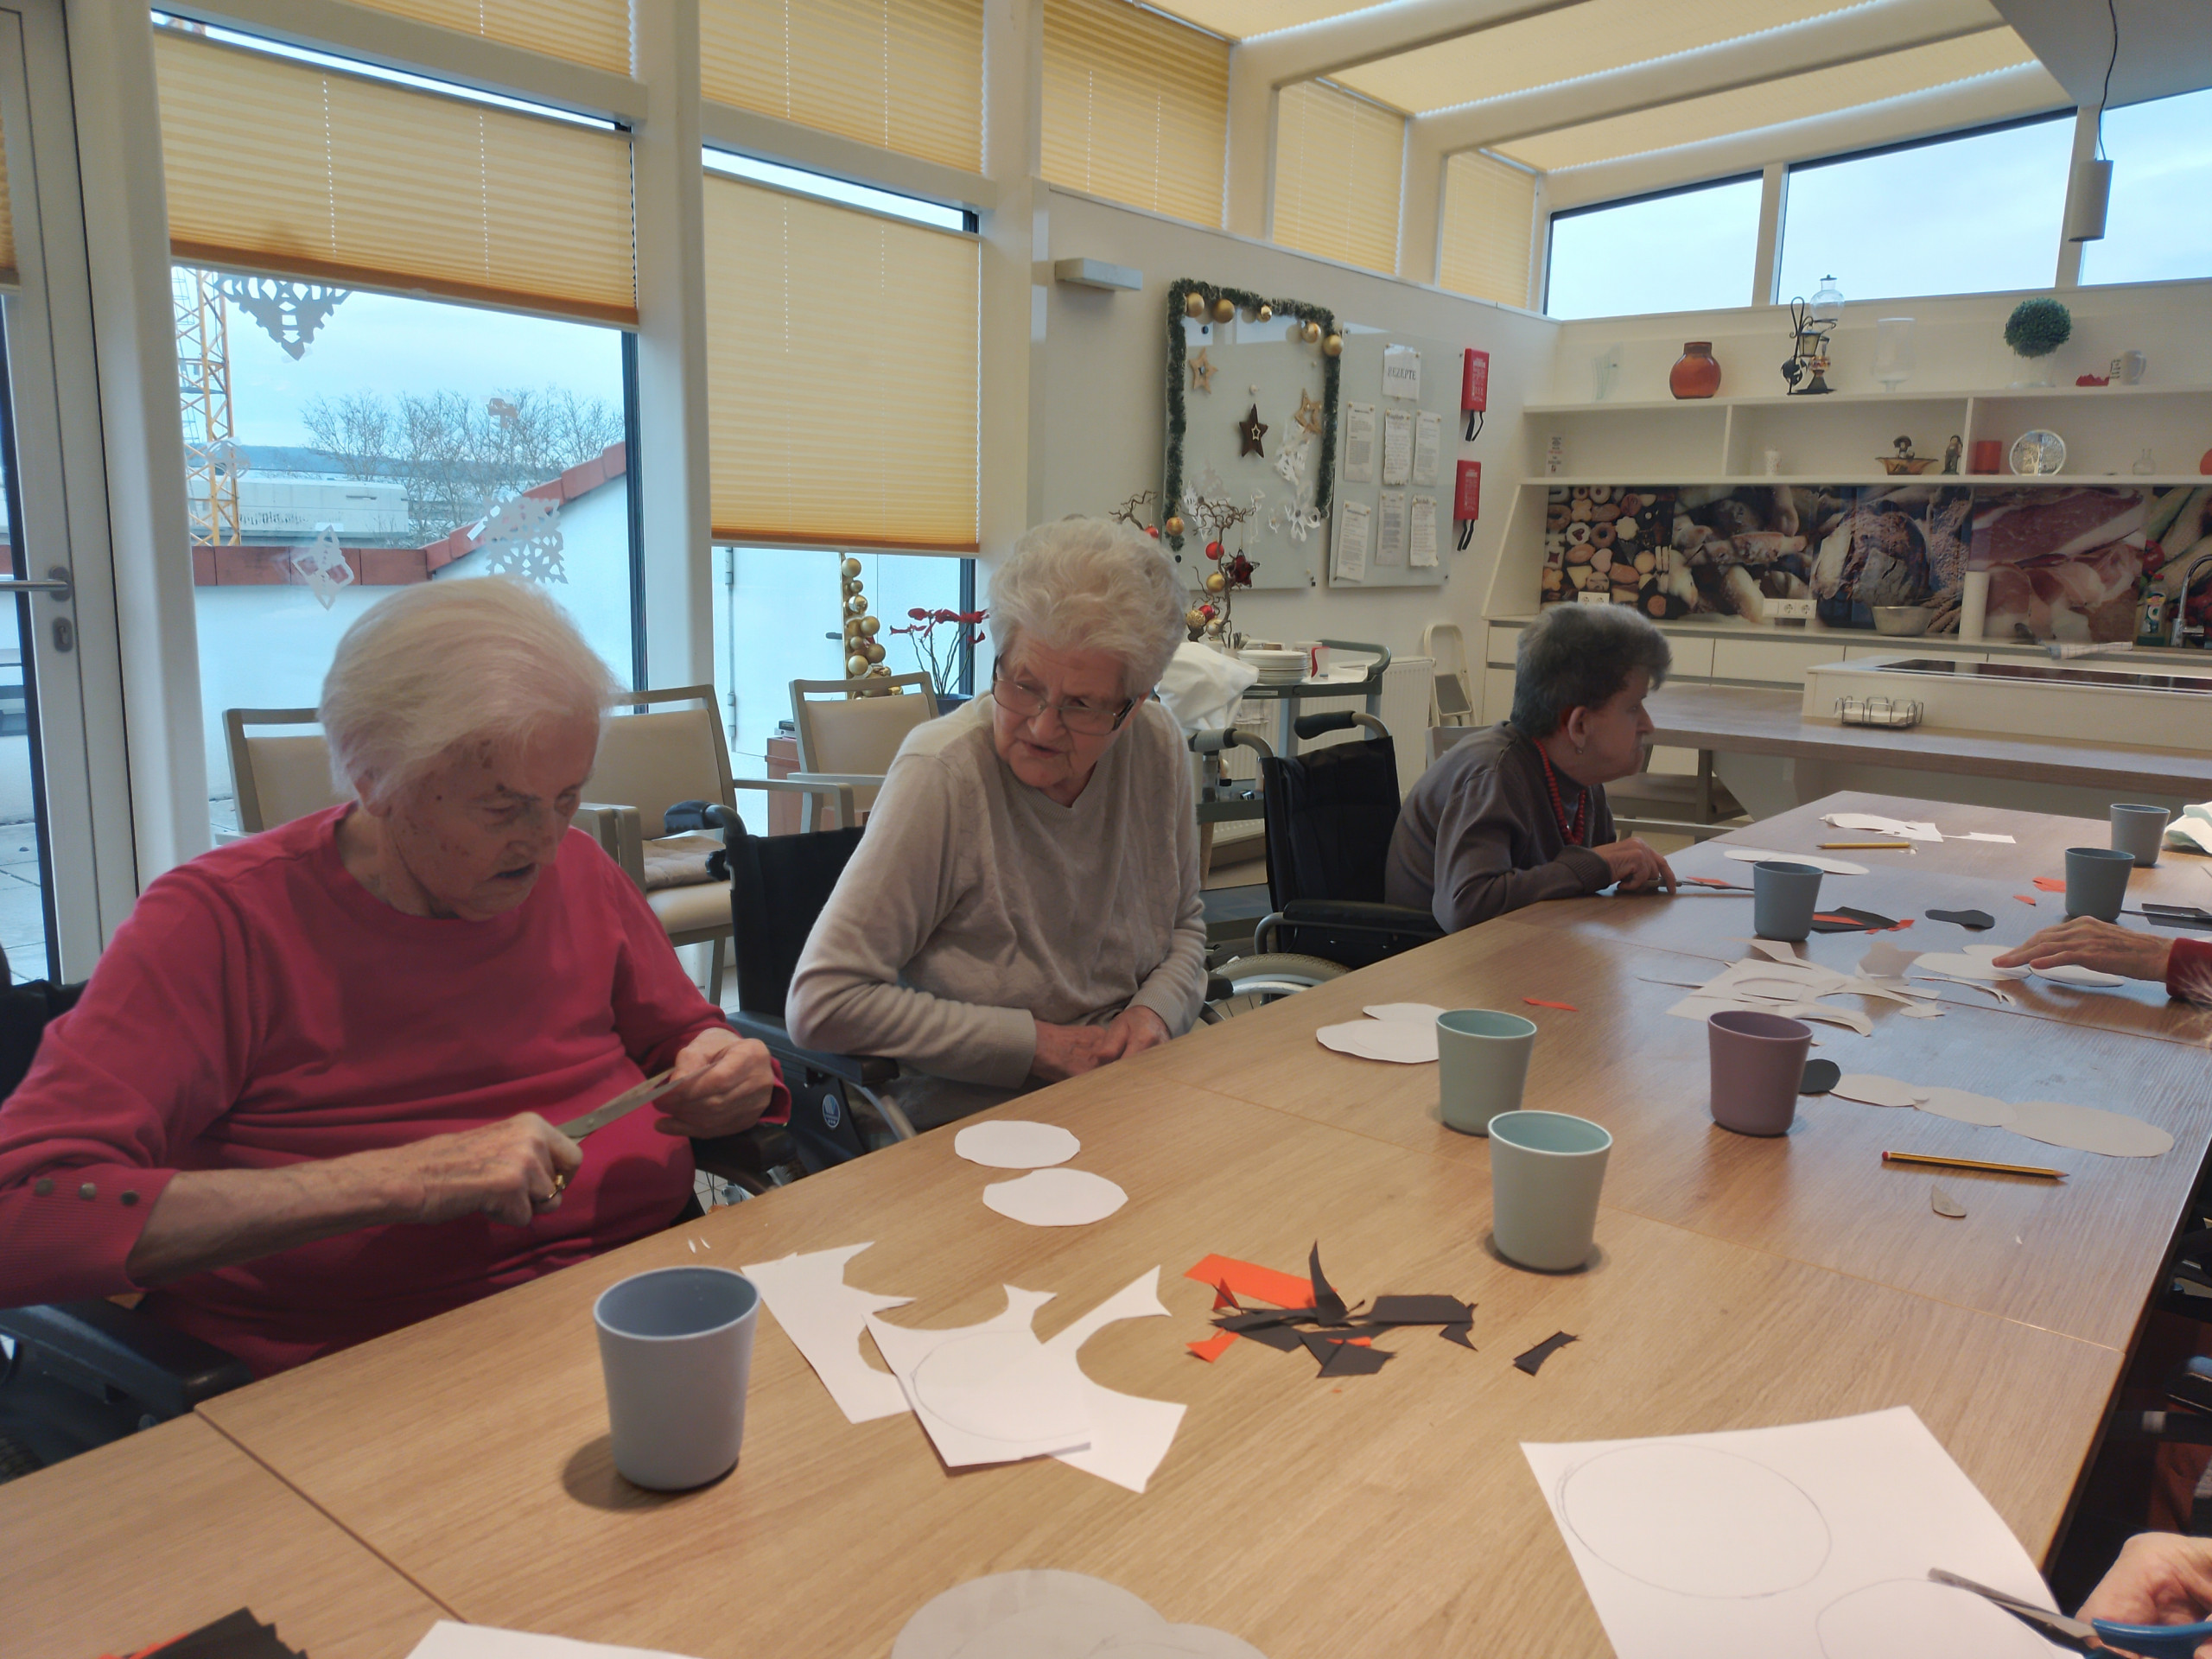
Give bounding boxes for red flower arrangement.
[888,607,988,697]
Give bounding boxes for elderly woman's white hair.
[988,517,1187,697]
[321,575,619,806]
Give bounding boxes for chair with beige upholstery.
[787,673,940,830]
[224,708,350,835]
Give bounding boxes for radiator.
[1211,655,1435,848]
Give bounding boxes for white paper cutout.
[1381,410,1414,486]
[214,274,347,360]
[1363,1001,1448,1024]
[1522,1408,2055,1659]
[287,523,356,609]
[1913,1086,2012,1128]
[1342,404,1376,482]
[2007,1099,2173,1158]
[955,1121,1080,1170]
[1272,433,1309,490]
[741,1243,914,1424]
[893,1573,1165,1659]
[869,1287,1082,1468]
[1039,1268,1187,1493]
[1831,1075,1923,1108]
[2033,963,2128,988]
[1955,832,2018,843]
[406,1621,693,1659]
[1858,941,1923,981]
[473,490,567,584]
[1723,848,1870,877]
[1910,946,2031,983]
[1316,1018,1437,1063]
[1412,410,1442,486]
[1821,812,1939,842]
[981,1167,1128,1227]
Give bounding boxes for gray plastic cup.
[1437,1008,1539,1136]
[1752,860,1824,942]
[2111,804,2169,868]
[1488,1110,1611,1272]
[594,1265,759,1491]
[2064,846,2136,922]
[1707,1010,1814,1136]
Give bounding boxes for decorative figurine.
[1878,436,1939,475]
[1942,435,1962,475]
[1781,277,1842,396]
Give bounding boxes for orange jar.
[1670,342,1721,399]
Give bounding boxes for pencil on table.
[1882,1149,2063,1179]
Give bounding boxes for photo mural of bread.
[1539,482,2212,645]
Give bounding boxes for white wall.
[1032,187,1561,664]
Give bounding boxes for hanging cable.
[1463,408,1484,443]
[2099,0,2118,159]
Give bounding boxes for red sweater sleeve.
[2166,937,2212,1005]
[0,867,254,1303]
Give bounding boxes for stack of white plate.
[1239,647,1307,684]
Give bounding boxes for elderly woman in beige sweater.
[787,517,1206,1126]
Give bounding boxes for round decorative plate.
[2009,429,2066,475]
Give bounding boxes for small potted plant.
[887,607,987,709]
[2004,297,2071,388]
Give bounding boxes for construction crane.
[174,266,241,546]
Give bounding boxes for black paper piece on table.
[1229,1319,1310,1353]
[1800,1058,1841,1096]
[1807,906,1901,934]
[1927,907,1996,931]
[1513,1331,1578,1376]
[1361,1294,1476,1325]
[1219,1306,1314,1332]
[1301,1330,1395,1376]
[1440,1321,1477,1350]
[155,1609,306,1659]
[1308,1242,1350,1325]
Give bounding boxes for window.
[1271,79,1404,274]
[183,270,634,839]
[1546,175,1761,319]
[1777,115,2074,303]
[1440,149,1536,309]
[1042,0,1230,226]
[2079,86,2212,287]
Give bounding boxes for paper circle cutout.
[1094,1628,1269,1659]
[948,1598,1165,1659]
[2033,963,2128,988]
[910,1331,1089,1444]
[1832,1074,1923,1109]
[894,1572,1164,1659]
[1913,1086,2013,1128]
[1815,1577,2057,1659]
[955,1121,1081,1169]
[2007,1099,2173,1158]
[1316,1020,1438,1064]
[1363,1002,1449,1025]
[1560,1444,1832,1599]
[981,1166,1129,1226]
[1800,1059,1841,1096]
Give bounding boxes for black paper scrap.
[1926,907,1996,931]
[1800,1058,1841,1096]
[1218,1306,1313,1332]
[1301,1330,1395,1376]
[1440,1322,1476,1350]
[1361,1294,1476,1325]
[1230,1319,1309,1353]
[1513,1331,1578,1376]
[155,1610,305,1659]
[1807,906,1901,934]
[1308,1242,1349,1325]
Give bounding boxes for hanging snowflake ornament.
[213,275,348,360]
[288,524,356,610]
[473,490,568,584]
[1273,435,1309,490]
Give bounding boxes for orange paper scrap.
[1184,1253,1317,1310]
[2014,894,2038,906]
[1211,1279,1241,1312]
[1523,998,1580,1012]
[1187,1331,1238,1363]
[2032,876,2066,892]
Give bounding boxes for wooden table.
[1,1414,448,1659]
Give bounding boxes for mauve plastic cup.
[2065,846,2136,922]
[1707,1010,1813,1135]
[1752,861,1823,943]
[2111,804,2169,868]
[594,1266,759,1491]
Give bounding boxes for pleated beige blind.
[154,30,637,324]
[701,0,984,174]
[704,174,978,550]
[1440,150,1535,308]
[0,116,16,288]
[1271,79,1404,274]
[338,0,630,73]
[1042,0,1230,227]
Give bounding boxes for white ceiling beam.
[1541,60,2064,209]
[1224,0,1582,237]
[1995,0,2212,109]
[1414,0,2003,155]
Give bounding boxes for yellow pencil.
[1882,1149,2063,1179]
[1821,841,1916,850]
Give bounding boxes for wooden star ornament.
[1238,404,1268,458]
[1293,389,1324,438]
[1187,347,1215,394]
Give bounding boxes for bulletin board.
[1160,295,1339,593]
[1327,328,1471,589]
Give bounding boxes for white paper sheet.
[1409,496,1439,569]
[1317,1017,1438,1063]
[1038,1268,1188,1493]
[1382,345,1421,400]
[1412,410,1442,486]
[1522,1407,2054,1659]
[1364,1002,1448,1023]
[1376,491,1408,567]
[1335,500,1370,582]
[1821,812,1940,842]
[1381,410,1414,486]
[894,1573,1165,1659]
[1723,847,1871,877]
[954,1120,1080,1169]
[868,1287,1090,1468]
[741,1243,914,1424]
[1955,832,2018,843]
[981,1167,1129,1227]
[408,1624,696,1659]
[1342,403,1376,482]
[1910,945,2031,983]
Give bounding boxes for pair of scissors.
[541,1070,680,1199]
[1933,1567,2212,1657]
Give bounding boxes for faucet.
[2171,548,2212,647]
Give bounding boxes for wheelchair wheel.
[1205,952,1348,1019]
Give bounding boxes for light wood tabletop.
[1647,684,2212,797]
[196,1072,2121,1659]
[0,1413,448,1659]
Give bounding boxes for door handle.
[0,566,71,601]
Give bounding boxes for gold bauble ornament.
[847,594,868,615]
[1256,303,1273,322]
[1212,296,1235,324]
[859,614,880,637]
[1302,321,1322,344]
[1184,291,1206,320]
[846,653,868,677]
[1204,620,1224,636]
[1205,572,1226,593]
[863,641,886,664]
[1165,514,1184,537]
[840,556,861,577]
[1185,607,1207,628]
[1323,333,1344,357]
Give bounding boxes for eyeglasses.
[988,667,1136,736]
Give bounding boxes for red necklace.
[1533,741,1588,847]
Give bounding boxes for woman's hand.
[1109,1004,1173,1058]
[1596,836,1677,893]
[1992,917,2173,982]
[2079,1532,2212,1656]
[379,1114,582,1226]
[1031,1020,1130,1083]
[652,1027,779,1138]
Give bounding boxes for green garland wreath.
[1163,277,1338,554]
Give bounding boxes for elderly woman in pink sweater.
[0,578,783,1375]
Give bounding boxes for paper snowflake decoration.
[213,275,347,361]
[473,491,568,584]
[1284,503,1324,544]
[288,524,356,610]
[1273,434,1310,490]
